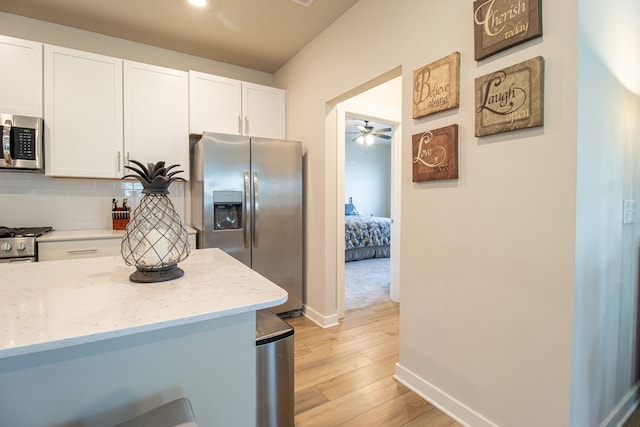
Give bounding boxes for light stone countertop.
[0,248,287,359]
[36,227,196,242]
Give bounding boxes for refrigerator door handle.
[253,172,260,248]
[244,172,250,249]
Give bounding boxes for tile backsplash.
[0,172,186,230]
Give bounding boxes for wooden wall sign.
[413,52,460,119]
[473,0,542,61]
[412,124,458,182]
[474,56,543,137]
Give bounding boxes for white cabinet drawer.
[38,233,197,262]
[38,239,121,262]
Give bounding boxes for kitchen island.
[0,248,288,426]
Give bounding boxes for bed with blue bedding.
[345,214,392,262]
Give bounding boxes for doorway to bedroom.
[344,115,394,311]
[335,75,402,316]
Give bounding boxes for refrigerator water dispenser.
[213,191,243,230]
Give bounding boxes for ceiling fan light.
[365,135,374,145]
[356,135,365,144]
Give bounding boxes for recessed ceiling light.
[291,0,315,6]
[188,0,207,7]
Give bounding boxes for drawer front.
[38,234,196,262]
[38,239,121,261]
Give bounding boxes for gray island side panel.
[0,248,287,426]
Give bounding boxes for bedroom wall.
[341,77,401,219]
[344,137,391,218]
[276,0,581,425]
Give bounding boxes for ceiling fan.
[348,120,392,145]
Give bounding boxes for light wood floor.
[288,301,461,426]
[624,406,640,426]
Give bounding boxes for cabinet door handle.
[244,117,249,135]
[2,119,13,166]
[67,249,99,255]
[238,115,242,134]
[117,151,121,172]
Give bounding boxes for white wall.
[276,0,581,425]
[345,139,391,218]
[571,0,640,425]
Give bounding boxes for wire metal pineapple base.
[129,265,185,283]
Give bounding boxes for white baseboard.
[394,364,640,427]
[603,382,640,427]
[302,305,340,328]
[394,362,497,427]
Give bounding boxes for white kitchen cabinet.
[0,35,43,117]
[44,45,124,178]
[188,71,286,139]
[38,230,196,262]
[44,48,189,179]
[189,71,242,136]
[124,61,189,176]
[241,82,286,139]
[38,238,121,262]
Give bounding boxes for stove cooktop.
[0,227,53,238]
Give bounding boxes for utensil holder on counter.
[112,208,131,230]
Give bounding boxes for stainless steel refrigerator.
[191,132,302,315]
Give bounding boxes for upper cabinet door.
[242,82,286,140]
[124,61,189,177]
[44,45,123,178]
[188,71,286,139]
[188,70,242,135]
[0,35,43,117]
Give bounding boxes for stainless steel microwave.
[1,113,44,171]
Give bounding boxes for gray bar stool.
[114,398,197,427]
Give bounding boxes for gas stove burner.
[0,227,17,238]
[0,226,53,238]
